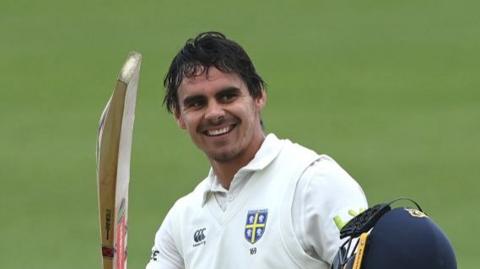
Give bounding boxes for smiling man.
[175,67,266,186]
[146,32,367,269]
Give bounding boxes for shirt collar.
[200,133,284,205]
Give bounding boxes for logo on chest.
[193,227,206,247]
[245,209,268,244]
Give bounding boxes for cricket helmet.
[331,198,457,269]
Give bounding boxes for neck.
[211,161,244,189]
[211,134,265,190]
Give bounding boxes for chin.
[208,149,239,163]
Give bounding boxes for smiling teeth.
[207,126,231,136]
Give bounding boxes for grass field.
[1,0,478,268]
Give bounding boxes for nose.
[204,100,225,124]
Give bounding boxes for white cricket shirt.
[146,134,367,269]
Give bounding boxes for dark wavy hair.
[163,31,266,113]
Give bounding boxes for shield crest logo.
[245,209,268,244]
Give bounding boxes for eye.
[218,92,237,103]
[189,100,205,109]
[183,96,206,110]
[190,100,204,108]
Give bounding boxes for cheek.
[247,104,261,122]
[239,108,258,132]
[178,113,197,131]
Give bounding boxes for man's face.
[175,67,266,163]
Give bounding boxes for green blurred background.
[1,0,478,268]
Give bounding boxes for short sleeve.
[292,155,368,264]
[146,203,185,269]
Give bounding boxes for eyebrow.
[181,86,242,107]
[215,86,241,98]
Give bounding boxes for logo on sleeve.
[245,209,268,244]
[150,249,160,261]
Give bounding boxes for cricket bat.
[97,51,142,269]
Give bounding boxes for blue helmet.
[331,199,457,269]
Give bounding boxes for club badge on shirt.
[245,209,268,244]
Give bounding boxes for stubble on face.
[175,68,266,168]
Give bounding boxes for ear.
[174,109,187,129]
[255,89,267,110]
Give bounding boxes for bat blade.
[97,51,142,269]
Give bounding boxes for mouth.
[204,124,236,137]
